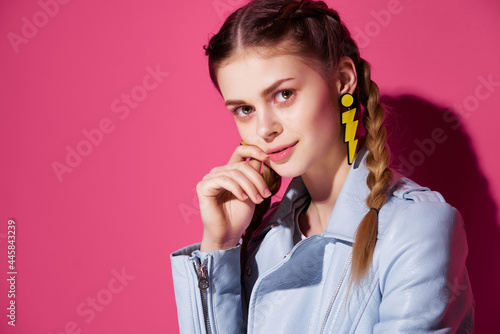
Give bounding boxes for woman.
[171,0,474,332]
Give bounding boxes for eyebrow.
[224,77,295,107]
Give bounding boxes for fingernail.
[260,152,269,158]
[242,193,248,200]
[256,194,263,202]
[264,188,271,197]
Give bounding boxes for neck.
[299,152,353,235]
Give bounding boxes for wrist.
[200,237,240,252]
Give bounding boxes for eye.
[232,105,254,119]
[240,105,253,115]
[275,90,294,103]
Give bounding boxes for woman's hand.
[197,144,271,252]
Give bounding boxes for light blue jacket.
[170,147,474,333]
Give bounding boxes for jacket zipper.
[194,258,211,334]
[319,253,353,334]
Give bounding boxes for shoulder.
[372,176,474,330]
[378,173,462,242]
[375,173,468,278]
[375,173,468,273]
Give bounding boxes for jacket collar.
[323,145,372,242]
[271,146,400,243]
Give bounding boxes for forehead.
[216,51,318,99]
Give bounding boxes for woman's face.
[216,51,347,178]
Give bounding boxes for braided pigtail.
[240,164,281,273]
[350,58,393,284]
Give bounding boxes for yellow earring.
[340,93,358,165]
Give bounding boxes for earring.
[340,93,359,165]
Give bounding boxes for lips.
[266,141,298,155]
[266,141,298,163]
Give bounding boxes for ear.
[336,56,357,95]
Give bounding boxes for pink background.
[1,0,499,332]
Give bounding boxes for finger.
[198,175,250,202]
[228,143,269,165]
[202,158,262,180]
[212,162,270,200]
[247,157,263,174]
[218,167,268,203]
[205,159,260,180]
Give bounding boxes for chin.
[266,161,304,179]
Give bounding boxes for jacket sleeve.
[375,202,475,333]
[170,242,245,334]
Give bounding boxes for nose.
[256,106,282,142]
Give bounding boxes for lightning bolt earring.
[340,93,359,165]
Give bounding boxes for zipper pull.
[195,258,209,290]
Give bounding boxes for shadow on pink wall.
[383,94,498,333]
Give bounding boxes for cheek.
[235,122,254,143]
[312,119,338,148]
[282,101,338,146]
[305,99,340,140]
[235,123,245,138]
